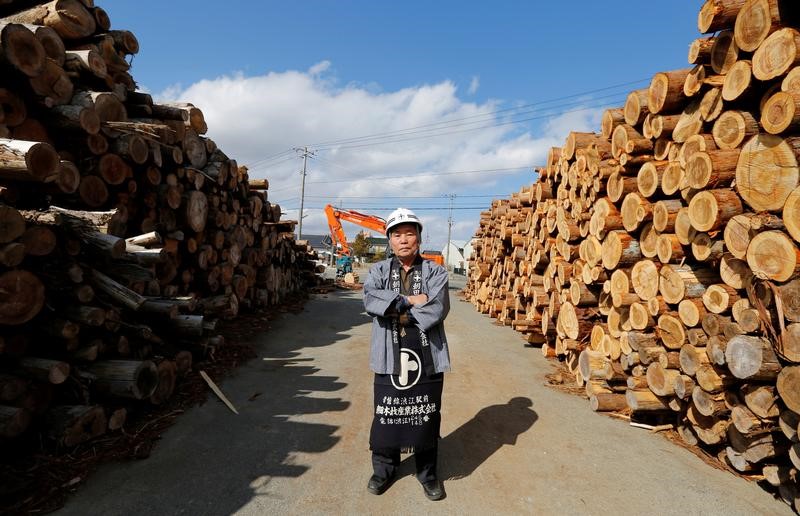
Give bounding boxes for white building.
[462,238,475,262]
[441,240,468,274]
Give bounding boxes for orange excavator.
[324,204,445,266]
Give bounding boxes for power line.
[245,148,295,168]
[314,99,623,151]
[301,194,503,199]
[266,164,535,193]
[282,206,487,211]
[247,154,299,173]
[306,165,534,184]
[307,78,647,147]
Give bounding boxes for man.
[363,207,451,501]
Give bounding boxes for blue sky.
[101,1,699,251]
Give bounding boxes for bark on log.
[698,0,747,33]
[711,30,739,75]
[2,0,96,39]
[83,360,158,400]
[46,405,105,446]
[19,357,69,384]
[0,138,60,181]
[626,388,670,412]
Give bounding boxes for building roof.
[303,234,332,248]
[366,236,388,245]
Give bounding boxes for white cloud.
[308,60,331,76]
[468,76,480,95]
[158,63,605,249]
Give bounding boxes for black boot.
[421,479,444,501]
[367,474,394,495]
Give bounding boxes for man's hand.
[406,294,428,306]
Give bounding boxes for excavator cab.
[335,255,353,278]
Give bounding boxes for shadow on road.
[395,397,538,482]
[231,291,369,487]
[174,291,370,514]
[59,290,371,516]
[439,397,538,480]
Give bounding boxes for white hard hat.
[385,207,423,237]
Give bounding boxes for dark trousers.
[372,442,438,483]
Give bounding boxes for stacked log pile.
[467,0,800,507]
[0,1,317,448]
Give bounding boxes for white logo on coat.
[390,348,421,390]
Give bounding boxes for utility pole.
[294,146,315,240]
[445,193,455,273]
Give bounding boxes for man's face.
[389,223,420,260]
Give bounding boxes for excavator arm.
[324,204,445,266]
[324,204,357,256]
[325,204,388,257]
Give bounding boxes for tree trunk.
[0,404,31,438]
[0,138,60,181]
[736,134,800,212]
[46,405,106,446]
[752,27,800,81]
[726,335,782,380]
[681,344,710,376]
[0,270,45,325]
[149,359,176,405]
[83,360,158,400]
[626,388,670,412]
[698,0,747,33]
[784,186,800,243]
[687,188,743,232]
[713,110,758,149]
[777,365,800,414]
[648,69,691,114]
[0,22,44,77]
[743,384,781,420]
[601,231,642,270]
[747,230,800,282]
[2,0,97,39]
[646,362,680,396]
[19,357,69,384]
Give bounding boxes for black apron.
[369,257,443,453]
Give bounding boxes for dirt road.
[58,273,790,515]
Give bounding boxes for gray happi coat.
[363,257,451,375]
